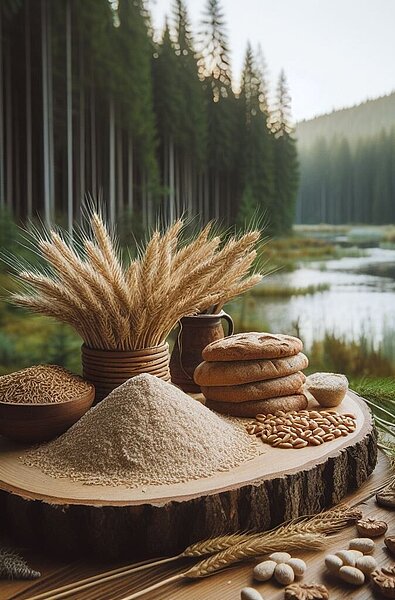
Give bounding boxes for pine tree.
[199,0,237,220]
[270,70,299,233]
[153,20,184,220]
[117,0,158,178]
[237,183,256,227]
[173,0,206,218]
[173,0,206,164]
[238,43,273,225]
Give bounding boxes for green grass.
[258,234,366,273]
[250,282,330,298]
[308,332,395,379]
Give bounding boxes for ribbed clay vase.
[81,343,170,402]
[170,311,234,393]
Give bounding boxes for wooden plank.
[3,452,391,600]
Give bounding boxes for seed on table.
[267,434,277,443]
[272,439,282,447]
[294,440,309,448]
[279,442,293,449]
[312,428,325,436]
[309,437,322,446]
[328,416,339,424]
[240,587,264,600]
[309,410,321,418]
[349,537,375,554]
[338,566,365,586]
[323,433,335,441]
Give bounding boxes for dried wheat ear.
[10,213,266,350]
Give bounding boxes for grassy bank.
[251,282,330,298]
[260,234,366,272]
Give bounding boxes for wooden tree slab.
[0,391,377,560]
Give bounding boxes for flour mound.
[22,373,258,487]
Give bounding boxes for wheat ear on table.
[26,557,179,600]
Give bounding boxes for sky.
[149,0,395,122]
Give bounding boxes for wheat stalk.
[9,213,267,351]
[119,505,360,599]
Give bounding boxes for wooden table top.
[2,451,394,600]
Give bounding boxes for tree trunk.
[47,1,54,220]
[204,170,209,222]
[141,170,147,229]
[14,110,20,218]
[79,37,85,216]
[117,126,123,214]
[175,148,180,217]
[127,133,133,214]
[198,171,204,222]
[5,40,12,211]
[90,83,96,199]
[66,0,73,232]
[25,1,32,219]
[169,137,175,222]
[0,392,377,561]
[109,96,116,224]
[0,8,4,209]
[41,0,50,223]
[214,173,220,220]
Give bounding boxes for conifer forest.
[296,93,395,225]
[0,0,298,235]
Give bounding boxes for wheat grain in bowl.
[305,372,349,407]
[0,365,93,404]
[0,365,95,442]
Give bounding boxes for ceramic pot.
[169,311,234,393]
[81,343,170,402]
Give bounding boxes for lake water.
[229,247,395,359]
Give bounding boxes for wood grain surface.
[2,451,392,600]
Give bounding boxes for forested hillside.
[0,0,298,235]
[297,92,395,148]
[296,93,395,224]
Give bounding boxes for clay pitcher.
[170,311,234,393]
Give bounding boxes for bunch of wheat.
[9,213,264,350]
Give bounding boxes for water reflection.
[229,248,395,357]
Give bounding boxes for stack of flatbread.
[194,332,308,417]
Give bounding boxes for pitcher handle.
[218,310,234,336]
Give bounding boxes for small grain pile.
[0,365,92,404]
[247,409,356,449]
[22,374,258,487]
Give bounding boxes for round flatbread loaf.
[194,352,308,387]
[201,371,306,403]
[202,332,303,362]
[206,394,308,417]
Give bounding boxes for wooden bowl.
[0,386,95,443]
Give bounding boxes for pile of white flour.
[22,373,258,487]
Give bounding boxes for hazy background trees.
[296,93,395,224]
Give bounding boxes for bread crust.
[201,371,306,403]
[205,394,308,417]
[202,332,303,362]
[194,352,309,386]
